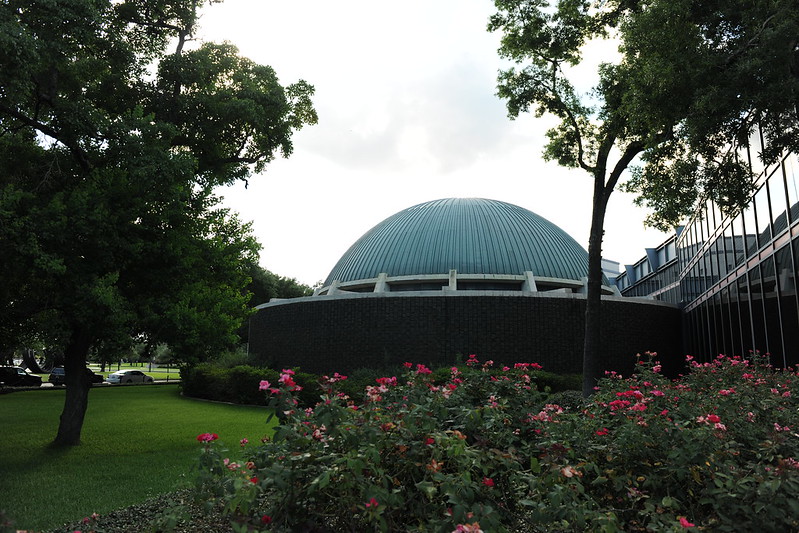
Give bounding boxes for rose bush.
[193,354,799,532]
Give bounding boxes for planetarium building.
[249,198,681,374]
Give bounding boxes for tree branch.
[544,69,593,174]
[0,103,91,171]
[605,140,645,200]
[724,13,777,67]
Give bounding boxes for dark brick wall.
[248,293,682,377]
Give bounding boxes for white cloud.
[200,0,670,286]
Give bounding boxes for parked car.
[105,369,154,384]
[48,367,104,386]
[48,367,65,385]
[0,366,43,387]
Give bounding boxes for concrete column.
[577,276,589,294]
[445,269,458,291]
[374,273,389,292]
[327,280,340,295]
[521,271,538,292]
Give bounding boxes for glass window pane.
[769,168,789,236]
[687,263,700,302]
[749,126,765,177]
[716,236,728,279]
[750,265,767,356]
[678,232,688,269]
[738,273,754,355]
[761,256,783,365]
[776,245,798,367]
[785,154,799,223]
[728,280,743,357]
[742,200,758,257]
[705,240,716,285]
[711,292,723,356]
[698,303,710,360]
[684,309,697,358]
[723,224,734,273]
[754,185,772,247]
[698,254,708,295]
[696,214,705,250]
[732,212,746,266]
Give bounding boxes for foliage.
[238,263,313,343]
[180,361,582,409]
[487,0,796,394]
[180,364,319,407]
[489,0,663,395]
[211,345,254,369]
[619,0,799,229]
[195,353,799,532]
[490,0,798,232]
[0,0,316,444]
[246,263,313,305]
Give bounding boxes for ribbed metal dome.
[324,198,590,285]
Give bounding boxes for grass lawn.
[0,384,274,532]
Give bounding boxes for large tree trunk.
[53,327,93,446]
[582,174,611,397]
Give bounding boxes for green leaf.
[311,470,331,490]
[415,481,438,500]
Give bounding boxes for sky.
[197,0,671,287]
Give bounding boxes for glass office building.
[616,131,799,367]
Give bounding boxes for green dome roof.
[324,198,590,285]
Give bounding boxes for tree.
[488,0,798,396]
[237,263,312,344]
[619,0,799,230]
[246,263,313,306]
[0,0,317,445]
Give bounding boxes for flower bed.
[194,353,799,532]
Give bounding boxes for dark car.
[48,367,65,385]
[48,367,104,386]
[0,366,43,387]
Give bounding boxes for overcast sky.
[197,0,670,286]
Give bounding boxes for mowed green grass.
[0,385,274,532]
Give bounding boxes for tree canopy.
[489,0,798,395]
[0,0,317,445]
[246,264,313,305]
[619,0,799,230]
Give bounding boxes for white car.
[105,369,154,384]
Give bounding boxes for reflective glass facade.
[616,134,799,366]
[616,238,681,305]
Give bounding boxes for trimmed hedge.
[181,362,581,407]
[181,365,347,407]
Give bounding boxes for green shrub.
[213,346,253,369]
[181,364,278,406]
[334,365,408,402]
[181,358,582,410]
[532,370,582,393]
[182,364,329,408]
[193,353,799,532]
